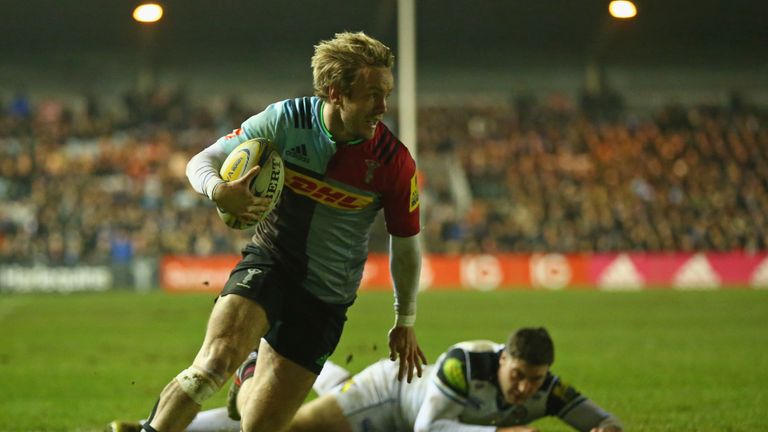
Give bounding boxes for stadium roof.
[2,0,766,67]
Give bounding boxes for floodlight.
[608,0,637,19]
[133,3,164,23]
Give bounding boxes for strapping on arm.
[390,233,422,326]
[186,142,228,200]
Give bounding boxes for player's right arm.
[413,349,496,432]
[186,102,287,220]
[545,377,623,432]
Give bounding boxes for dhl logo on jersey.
[285,169,373,210]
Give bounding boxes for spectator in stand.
[1,90,767,264]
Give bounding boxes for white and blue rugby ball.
[217,138,284,229]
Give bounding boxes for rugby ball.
[217,138,284,229]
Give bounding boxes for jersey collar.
[318,99,365,145]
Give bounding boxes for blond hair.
[311,31,395,100]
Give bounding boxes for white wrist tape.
[395,314,416,327]
[206,178,225,201]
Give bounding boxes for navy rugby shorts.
[220,247,352,374]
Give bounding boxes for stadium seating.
[1,88,766,270]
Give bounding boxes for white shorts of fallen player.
[331,359,418,432]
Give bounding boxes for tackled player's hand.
[388,326,428,383]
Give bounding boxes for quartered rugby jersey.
[213,96,420,304]
[412,340,616,431]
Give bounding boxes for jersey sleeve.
[186,100,290,198]
[434,348,471,400]
[214,101,289,154]
[186,140,228,198]
[546,376,621,432]
[414,348,495,432]
[382,146,420,237]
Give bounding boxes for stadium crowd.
[418,94,768,253]
[420,93,768,252]
[1,88,766,265]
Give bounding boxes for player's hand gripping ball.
[217,138,284,229]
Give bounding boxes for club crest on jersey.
[364,159,380,184]
[236,268,262,288]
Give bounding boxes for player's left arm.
[388,233,427,382]
[382,143,426,383]
[546,377,623,432]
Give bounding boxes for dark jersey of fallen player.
[429,340,620,431]
[213,96,420,304]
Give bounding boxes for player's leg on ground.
[217,380,353,432]
[146,295,268,432]
[236,340,318,432]
[287,394,353,432]
[184,352,353,431]
[182,366,354,432]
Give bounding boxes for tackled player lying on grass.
[110,327,622,432]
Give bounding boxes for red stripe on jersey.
[324,123,420,237]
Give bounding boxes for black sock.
[142,399,160,432]
[141,424,159,432]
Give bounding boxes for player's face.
[497,353,549,405]
[337,66,393,141]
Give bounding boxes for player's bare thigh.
[236,340,319,432]
[193,294,268,375]
[233,353,353,432]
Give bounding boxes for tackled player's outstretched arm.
[560,398,622,432]
[547,379,623,432]
[561,397,623,432]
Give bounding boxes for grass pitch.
[1,289,767,431]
